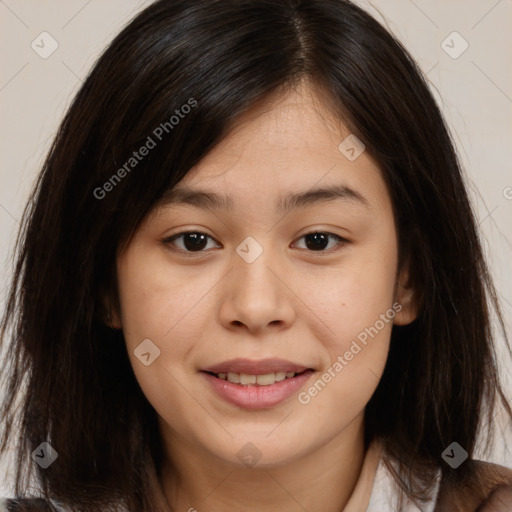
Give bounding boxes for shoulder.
[435,459,512,511]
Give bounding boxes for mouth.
[200,359,316,409]
[203,368,312,386]
[201,357,313,376]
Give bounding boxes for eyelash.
[162,230,349,256]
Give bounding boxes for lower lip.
[201,370,315,410]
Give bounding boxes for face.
[112,81,415,469]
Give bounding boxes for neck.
[159,414,367,512]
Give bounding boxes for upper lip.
[202,358,312,375]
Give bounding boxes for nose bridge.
[233,235,279,297]
[219,234,294,331]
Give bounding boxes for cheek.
[116,244,211,348]
[296,259,397,414]
[300,239,397,348]
[116,247,214,426]
[294,231,398,412]
[115,247,213,400]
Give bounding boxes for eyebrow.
[158,183,370,214]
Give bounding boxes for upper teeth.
[216,371,297,386]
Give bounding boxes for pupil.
[305,233,328,251]
[184,233,207,251]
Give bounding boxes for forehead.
[156,83,390,215]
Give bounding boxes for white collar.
[343,439,441,512]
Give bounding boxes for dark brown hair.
[1,0,510,510]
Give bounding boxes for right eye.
[162,231,222,255]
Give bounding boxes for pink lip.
[201,369,315,410]
[202,358,311,375]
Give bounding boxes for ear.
[393,263,419,326]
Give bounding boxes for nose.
[218,243,296,335]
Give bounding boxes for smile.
[211,370,302,386]
[201,367,315,409]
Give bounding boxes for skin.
[111,79,417,512]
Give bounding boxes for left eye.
[163,231,347,254]
[292,232,347,252]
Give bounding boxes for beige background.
[1,0,511,496]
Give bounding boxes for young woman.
[1,0,511,510]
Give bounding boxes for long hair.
[1,0,510,510]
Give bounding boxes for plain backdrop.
[1,0,511,496]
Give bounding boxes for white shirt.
[345,439,441,512]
